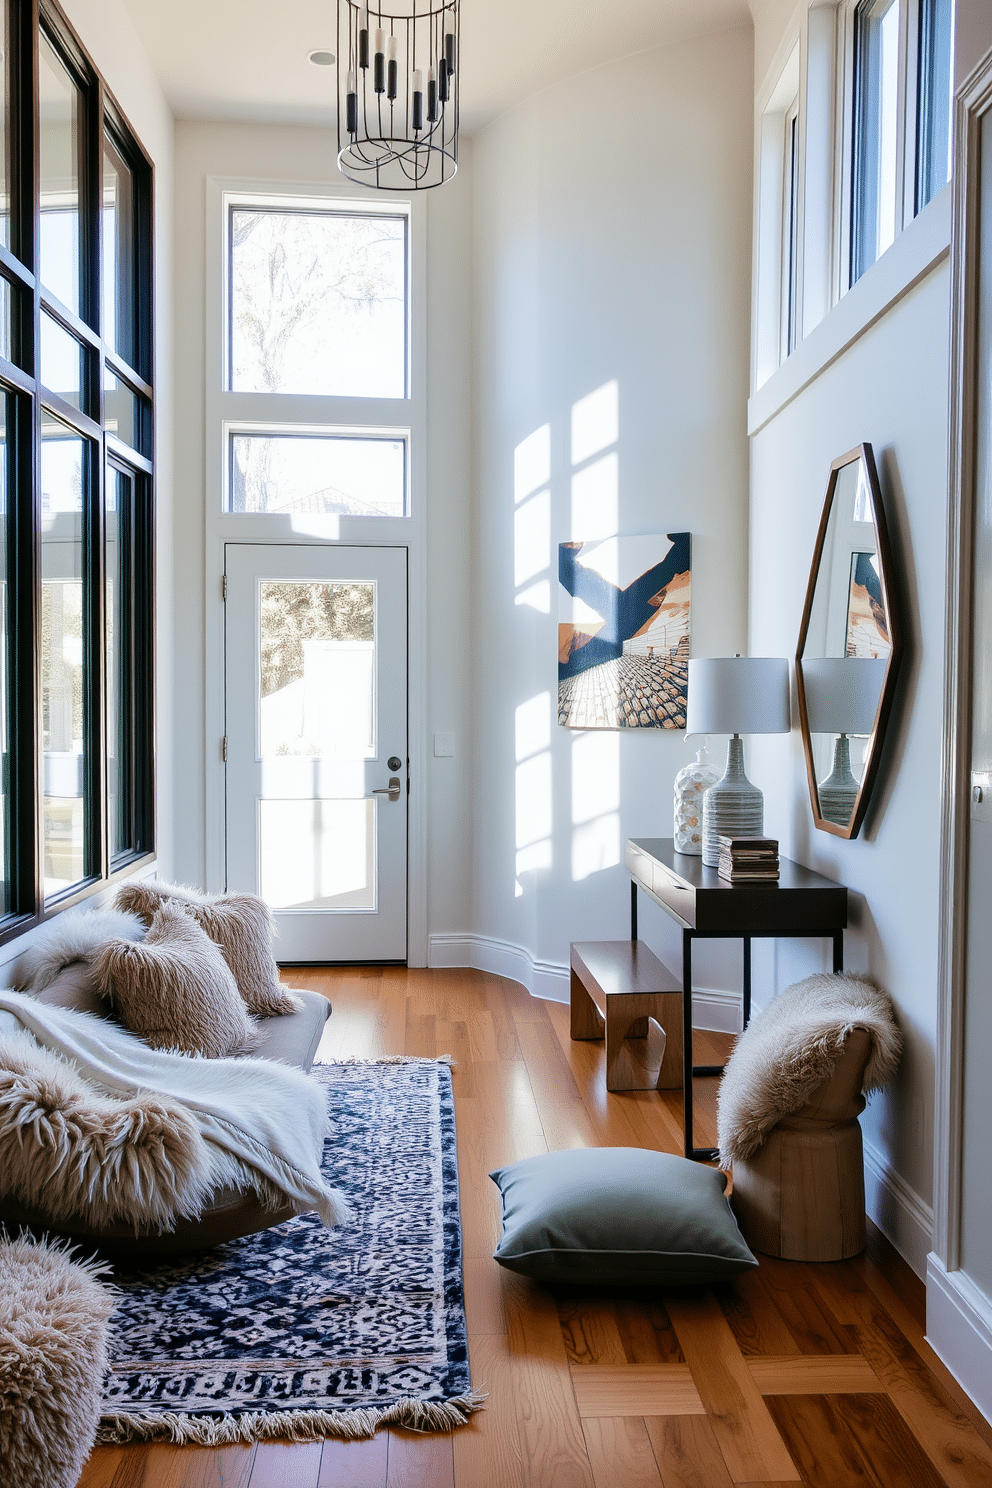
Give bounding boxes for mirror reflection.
[799,448,893,833]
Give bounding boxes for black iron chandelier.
[336,0,459,190]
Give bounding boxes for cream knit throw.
[716,973,902,1167]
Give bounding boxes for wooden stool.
[570,941,683,1091]
[730,1028,872,1261]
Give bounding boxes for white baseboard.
[926,1256,992,1423]
[862,1137,933,1280]
[426,933,741,1030]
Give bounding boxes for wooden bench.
[569,941,683,1092]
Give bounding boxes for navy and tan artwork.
[846,551,891,659]
[558,533,691,730]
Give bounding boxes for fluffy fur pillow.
[93,901,261,1059]
[114,881,301,1018]
[0,1236,115,1488]
[12,907,147,994]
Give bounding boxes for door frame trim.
[933,51,992,1277]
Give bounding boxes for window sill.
[748,183,952,437]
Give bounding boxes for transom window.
[223,197,412,521]
[0,0,155,934]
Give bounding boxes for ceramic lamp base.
[702,735,764,867]
[817,733,859,827]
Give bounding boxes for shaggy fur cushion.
[12,907,147,995]
[94,901,262,1059]
[717,973,902,1166]
[114,881,301,1018]
[0,1235,115,1488]
[0,1026,247,1229]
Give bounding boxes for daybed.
[0,908,333,1258]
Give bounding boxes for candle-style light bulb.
[412,67,424,131]
[426,63,437,122]
[386,32,398,100]
[346,69,358,133]
[373,26,385,93]
[358,6,369,69]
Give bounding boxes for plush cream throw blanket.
[716,973,902,1167]
[0,991,350,1232]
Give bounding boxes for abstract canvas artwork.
[558,533,691,729]
[846,551,891,659]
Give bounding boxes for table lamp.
[685,657,791,867]
[801,658,887,823]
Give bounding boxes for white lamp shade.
[802,657,887,734]
[685,657,791,736]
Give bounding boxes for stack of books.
[717,836,780,884]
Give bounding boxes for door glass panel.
[103,135,135,365]
[259,580,375,758]
[41,311,85,410]
[41,419,86,896]
[39,32,82,315]
[229,208,407,397]
[259,798,375,911]
[230,432,407,518]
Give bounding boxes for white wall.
[747,0,951,1275]
[171,121,474,949]
[458,25,754,1002]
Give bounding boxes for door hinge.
[222,736,228,762]
[221,574,228,600]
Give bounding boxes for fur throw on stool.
[0,1234,115,1488]
[717,973,902,1167]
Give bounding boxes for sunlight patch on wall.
[571,452,618,542]
[571,381,619,466]
[514,489,550,588]
[514,424,551,504]
[515,692,553,895]
[571,730,620,881]
[515,579,551,612]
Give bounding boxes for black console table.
[626,838,848,1160]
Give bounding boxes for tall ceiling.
[121,0,749,135]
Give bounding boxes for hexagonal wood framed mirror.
[796,443,902,838]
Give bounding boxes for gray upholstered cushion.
[490,1147,758,1285]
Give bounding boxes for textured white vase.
[701,735,764,867]
[674,743,721,854]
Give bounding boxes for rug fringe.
[96,1390,487,1445]
[319,1054,455,1067]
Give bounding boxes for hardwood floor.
[77,966,992,1488]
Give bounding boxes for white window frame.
[837,0,925,293]
[754,42,802,386]
[202,175,429,964]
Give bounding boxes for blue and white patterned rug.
[97,1058,482,1444]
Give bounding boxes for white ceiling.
[121,0,749,135]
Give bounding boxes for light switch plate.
[434,732,455,757]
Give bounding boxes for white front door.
[224,543,407,962]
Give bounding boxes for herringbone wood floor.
[77,966,992,1488]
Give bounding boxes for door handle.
[372,776,402,802]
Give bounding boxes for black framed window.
[0,0,154,938]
